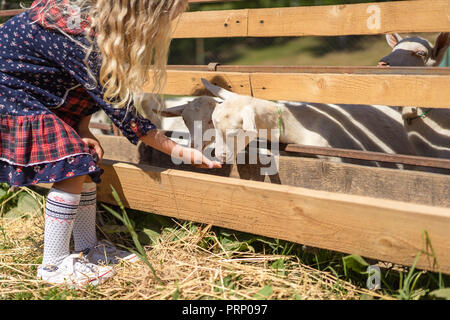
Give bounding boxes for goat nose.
[377,61,389,67]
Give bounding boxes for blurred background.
[1,0,448,67]
[170,0,450,67]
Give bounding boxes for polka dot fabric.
[0,6,156,186]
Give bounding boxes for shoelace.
[71,254,99,275]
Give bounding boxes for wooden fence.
[2,1,450,275]
[112,0,450,275]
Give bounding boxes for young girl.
[0,0,221,288]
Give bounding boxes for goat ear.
[201,78,239,100]
[159,104,188,117]
[431,32,450,66]
[385,33,403,48]
[241,105,257,134]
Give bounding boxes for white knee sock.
[42,188,81,266]
[73,182,98,253]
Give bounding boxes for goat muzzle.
[377,61,390,67]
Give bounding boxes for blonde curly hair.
[35,0,189,115]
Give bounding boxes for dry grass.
[0,196,393,300]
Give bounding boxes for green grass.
[104,203,450,300]
[228,33,440,67]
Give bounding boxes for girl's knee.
[53,175,88,194]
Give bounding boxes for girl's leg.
[41,175,85,266]
[72,177,138,264]
[72,177,98,253]
[38,175,115,287]
[52,175,86,195]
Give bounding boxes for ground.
[0,185,448,300]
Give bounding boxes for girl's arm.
[140,129,222,169]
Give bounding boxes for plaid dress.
[0,0,156,186]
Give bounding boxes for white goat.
[378,32,450,167]
[161,33,450,171]
[206,79,415,167]
[157,96,220,150]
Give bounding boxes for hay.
[0,195,392,300]
[100,224,391,300]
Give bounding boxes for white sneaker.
[37,253,115,289]
[84,240,139,265]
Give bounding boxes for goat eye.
[416,51,426,57]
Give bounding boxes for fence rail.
[168,64,450,76]
[4,1,449,37]
[172,0,450,38]
[144,69,450,109]
[284,144,450,170]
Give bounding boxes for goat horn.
[201,78,239,100]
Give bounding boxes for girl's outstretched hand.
[141,129,222,169]
[179,146,222,169]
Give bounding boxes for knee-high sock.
[42,188,81,266]
[72,182,98,253]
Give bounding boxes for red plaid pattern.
[0,114,90,166]
[29,0,92,35]
[53,86,100,128]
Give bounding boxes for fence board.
[171,0,450,38]
[97,159,450,274]
[96,135,450,208]
[143,70,252,96]
[167,65,450,76]
[2,1,449,37]
[250,72,450,108]
[248,0,450,37]
[173,9,248,38]
[146,70,450,108]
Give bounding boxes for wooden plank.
[172,9,248,38]
[96,135,450,208]
[251,0,450,37]
[275,153,450,209]
[250,72,450,109]
[143,70,252,96]
[285,144,450,170]
[169,0,450,38]
[4,1,450,38]
[167,65,450,76]
[147,70,450,109]
[97,159,450,274]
